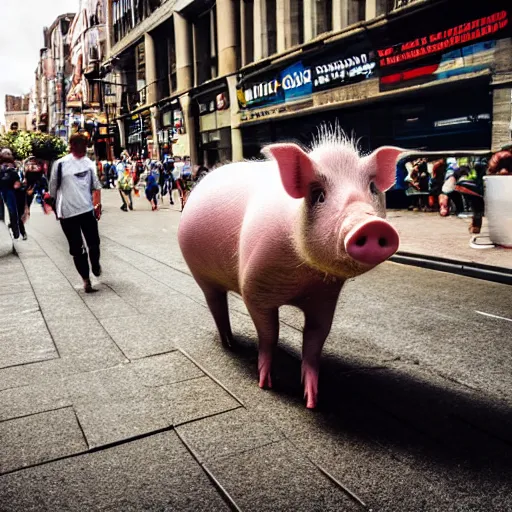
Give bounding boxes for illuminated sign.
[313,52,376,91]
[378,10,508,67]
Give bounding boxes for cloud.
[0,0,79,125]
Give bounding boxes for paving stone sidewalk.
[1,194,511,511]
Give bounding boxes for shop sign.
[239,61,312,109]
[313,52,376,91]
[238,41,375,111]
[379,39,497,91]
[378,10,508,68]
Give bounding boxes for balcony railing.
[112,0,164,44]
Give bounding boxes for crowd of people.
[96,153,197,212]
[396,147,512,234]
[0,150,49,240]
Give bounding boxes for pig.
[178,130,402,408]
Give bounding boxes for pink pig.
[178,133,402,408]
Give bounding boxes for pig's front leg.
[246,304,280,389]
[300,289,341,409]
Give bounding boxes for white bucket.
[484,175,512,248]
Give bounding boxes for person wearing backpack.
[0,148,22,239]
[49,133,102,293]
[118,167,134,211]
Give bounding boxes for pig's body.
[180,161,338,304]
[179,137,402,408]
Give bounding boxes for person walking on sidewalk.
[118,167,134,211]
[49,133,103,293]
[0,148,22,239]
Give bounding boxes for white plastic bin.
[483,175,512,248]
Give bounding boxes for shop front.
[158,100,187,159]
[125,110,152,158]
[192,80,232,168]
[237,30,378,158]
[237,0,511,159]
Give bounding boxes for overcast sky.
[0,0,79,125]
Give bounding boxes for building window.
[242,0,254,65]
[265,0,277,56]
[194,7,217,85]
[113,0,163,44]
[168,26,177,93]
[348,0,365,25]
[210,6,218,78]
[290,0,304,46]
[316,0,332,36]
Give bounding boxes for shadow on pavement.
[222,333,512,486]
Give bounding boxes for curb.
[0,223,14,258]
[390,252,512,286]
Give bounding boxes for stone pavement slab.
[207,440,361,511]
[158,375,242,426]
[177,408,284,462]
[130,350,203,387]
[100,315,177,360]
[0,407,87,474]
[389,211,512,270]
[0,222,13,257]
[0,310,57,369]
[0,431,229,512]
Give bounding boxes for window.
[316,0,332,35]
[290,0,304,46]
[242,0,254,65]
[348,0,365,25]
[265,0,277,56]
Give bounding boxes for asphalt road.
[1,188,511,511]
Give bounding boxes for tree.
[0,131,67,161]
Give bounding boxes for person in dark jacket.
[0,148,22,239]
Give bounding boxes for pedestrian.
[0,148,22,239]
[24,156,48,213]
[49,133,103,293]
[118,167,134,211]
[145,168,159,211]
[12,164,28,240]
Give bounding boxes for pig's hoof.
[305,397,318,409]
[258,372,272,389]
[221,335,236,350]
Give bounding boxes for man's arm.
[49,161,59,197]
[91,163,102,219]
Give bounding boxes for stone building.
[34,14,75,136]
[101,0,512,165]
[4,94,32,132]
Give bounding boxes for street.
[1,189,511,511]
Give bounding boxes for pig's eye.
[369,181,379,195]
[310,186,326,204]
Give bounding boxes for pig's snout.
[344,219,399,266]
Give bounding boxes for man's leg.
[80,211,101,277]
[119,190,127,210]
[60,215,91,281]
[4,190,19,239]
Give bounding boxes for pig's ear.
[263,143,315,199]
[365,146,404,192]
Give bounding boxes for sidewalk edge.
[390,252,512,285]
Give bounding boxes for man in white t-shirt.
[49,133,102,293]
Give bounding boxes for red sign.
[378,10,508,67]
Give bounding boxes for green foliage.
[0,130,68,161]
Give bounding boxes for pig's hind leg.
[201,284,235,349]
[299,290,340,409]
[245,304,279,389]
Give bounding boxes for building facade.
[100,0,512,164]
[66,0,110,157]
[4,94,32,132]
[34,14,76,136]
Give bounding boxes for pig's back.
[178,161,279,292]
